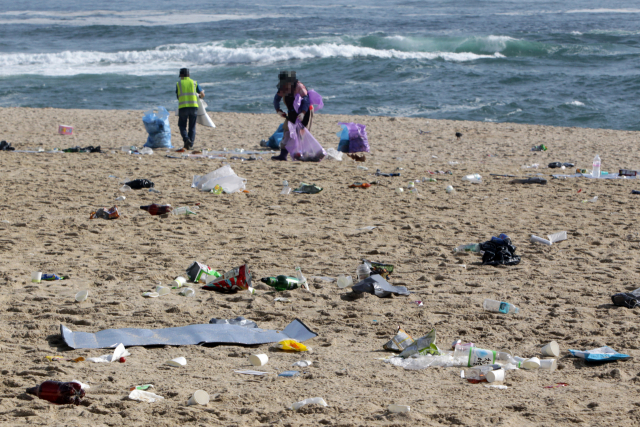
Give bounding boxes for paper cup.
[173,276,187,288]
[155,286,171,296]
[75,290,89,302]
[541,341,560,357]
[539,359,557,372]
[522,357,541,370]
[388,404,410,413]
[166,357,187,367]
[187,390,209,406]
[486,369,505,383]
[179,287,195,297]
[31,272,42,283]
[249,354,268,367]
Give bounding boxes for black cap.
[179,68,189,77]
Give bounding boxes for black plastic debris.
[612,292,639,309]
[125,179,154,189]
[479,234,521,266]
[511,177,547,185]
[0,141,15,151]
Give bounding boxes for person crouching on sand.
[271,71,313,161]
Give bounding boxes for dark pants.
[178,107,197,148]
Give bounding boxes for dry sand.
[1,107,640,426]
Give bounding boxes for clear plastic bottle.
[483,298,519,314]
[295,266,309,291]
[172,206,197,215]
[462,174,482,183]
[356,263,371,281]
[592,155,601,178]
[281,180,291,195]
[453,243,481,253]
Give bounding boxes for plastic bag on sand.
[385,352,464,370]
[143,106,172,149]
[129,389,164,403]
[196,98,215,128]
[337,122,369,153]
[326,148,343,161]
[192,165,246,193]
[285,121,326,162]
[87,343,130,363]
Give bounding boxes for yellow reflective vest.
[177,78,198,109]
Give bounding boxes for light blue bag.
[143,106,172,148]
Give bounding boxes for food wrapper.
[186,261,221,284]
[383,327,415,352]
[90,205,119,220]
[202,264,251,292]
[363,259,394,279]
[278,339,308,352]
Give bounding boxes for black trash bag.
[479,234,521,266]
[125,179,154,189]
[0,140,15,151]
[611,293,639,309]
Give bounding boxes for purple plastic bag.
[338,122,369,153]
[294,90,323,113]
[285,121,327,162]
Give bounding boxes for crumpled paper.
[87,343,130,363]
[128,389,164,403]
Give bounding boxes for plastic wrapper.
[383,327,415,352]
[202,264,252,292]
[278,339,308,352]
[285,121,326,162]
[186,261,220,284]
[399,328,437,358]
[90,205,119,220]
[385,352,464,370]
[569,346,631,362]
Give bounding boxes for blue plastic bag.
[267,123,284,150]
[143,106,172,149]
[569,346,631,363]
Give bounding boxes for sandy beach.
[1,106,640,426]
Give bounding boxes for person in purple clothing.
[271,71,313,161]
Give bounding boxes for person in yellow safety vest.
[176,68,205,150]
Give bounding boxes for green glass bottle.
[260,276,299,291]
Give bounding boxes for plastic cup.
[142,292,159,298]
[396,188,404,195]
[179,287,195,297]
[388,404,410,413]
[249,354,268,366]
[539,359,557,372]
[166,357,187,367]
[522,357,541,370]
[31,272,42,283]
[541,341,560,357]
[337,275,354,289]
[75,290,89,302]
[173,276,187,288]
[155,286,170,296]
[486,369,505,383]
[187,390,209,406]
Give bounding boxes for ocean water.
[1,0,640,130]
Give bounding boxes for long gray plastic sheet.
[61,318,316,349]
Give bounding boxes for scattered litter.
[541,341,560,357]
[129,389,164,403]
[130,384,154,391]
[87,343,130,363]
[352,274,410,298]
[326,148,343,161]
[311,276,336,282]
[582,196,598,203]
[27,380,85,405]
[278,370,300,377]
[61,318,317,349]
[479,234,520,266]
[293,182,323,194]
[58,124,73,135]
[166,357,187,367]
[202,264,251,292]
[234,370,269,376]
[462,174,482,183]
[399,329,437,358]
[388,404,410,413]
[278,339,308,352]
[187,389,210,406]
[45,355,64,362]
[90,206,119,220]
[485,385,508,390]
[179,287,195,297]
[292,397,327,411]
[192,165,247,193]
[249,354,268,366]
[612,288,640,308]
[120,185,132,192]
[569,346,631,363]
[511,177,547,185]
[383,327,415,352]
[75,290,89,302]
[186,261,221,284]
[292,360,313,368]
[544,383,569,389]
[413,301,424,307]
[356,226,376,231]
[336,275,353,289]
[483,299,519,314]
[274,297,291,302]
